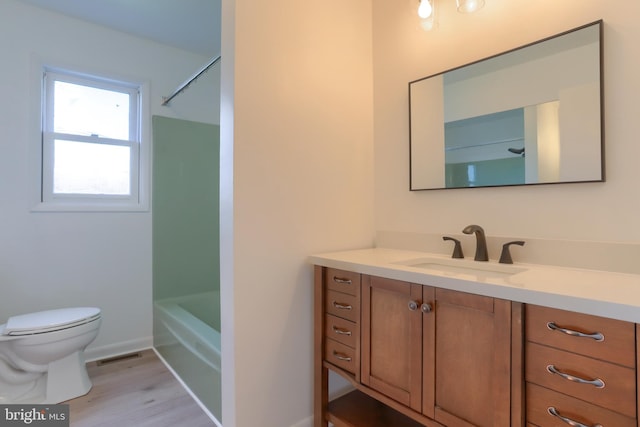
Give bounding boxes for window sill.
[31,202,149,213]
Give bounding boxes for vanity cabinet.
[315,266,522,427]
[360,275,423,412]
[422,287,515,426]
[525,304,637,427]
[361,275,518,426]
[312,247,640,427]
[314,264,640,427]
[323,267,361,378]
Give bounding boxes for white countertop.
[309,248,640,324]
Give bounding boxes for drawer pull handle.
[333,276,352,285]
[546,365,605,389]
[332,326,352,336]
[547,322,604,342]
[547,406,603,427]
[333,351,352,362]
[332,301,352,310]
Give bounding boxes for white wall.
[0,0,216,359]
[162,67,221,125]
[220,0,374,425]
[373,0,640,243]
[222,1,640,426]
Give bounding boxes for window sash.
[42,69,141,205]
[41,133,140,202]
[43,70,139,139]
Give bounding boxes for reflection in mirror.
[409,21,603,190]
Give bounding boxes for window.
[41,68,143,209]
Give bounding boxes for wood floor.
[65,349,216,427]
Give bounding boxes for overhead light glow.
[418,0,433,19]
[456,0,485,13]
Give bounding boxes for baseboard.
[290,416,313,427]
[289,385,353,427]
[84,336,153,362]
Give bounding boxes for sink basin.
[393,257,526,279]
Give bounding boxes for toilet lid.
[4,307,101,336]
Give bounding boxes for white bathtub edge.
[153,348,222,427]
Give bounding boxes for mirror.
[409,21,603,190]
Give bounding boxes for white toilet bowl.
[0,307,101,404]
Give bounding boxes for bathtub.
[154,291,220,371]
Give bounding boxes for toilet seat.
[3,308,101,336]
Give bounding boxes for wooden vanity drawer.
[325,338,357,375]
[526,342,636,417]
[325,268,361,297]
[526,383,636,427]
[325,314,358,348]
[325,289,360,323]
[526,304,635,367]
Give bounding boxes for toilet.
[0,307,101,404]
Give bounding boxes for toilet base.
[0,375,45,404]
[45,350,93,403]
[2,351,92,404]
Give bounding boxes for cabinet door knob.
[408,300,419,311]
[547,407,602,427]
[421,303,432,313]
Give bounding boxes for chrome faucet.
[462,224,488,261]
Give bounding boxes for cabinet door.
[361,275,424,412]
[423,288,512,427]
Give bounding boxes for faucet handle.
[443,236,464,259]
[499,241,525,264]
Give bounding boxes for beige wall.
[373,0,640,242]
[221,1,640,426]
[220,0,374,426]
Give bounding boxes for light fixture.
[417,0,485,19]
[456,0,485,13]
[418,0,433,19]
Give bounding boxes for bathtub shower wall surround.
[151,116,221,300]
[152,116,221,421]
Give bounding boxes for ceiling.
[20,0,221,58]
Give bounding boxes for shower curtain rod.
[161,55,221,106]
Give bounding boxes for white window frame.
[34,66,149,212]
